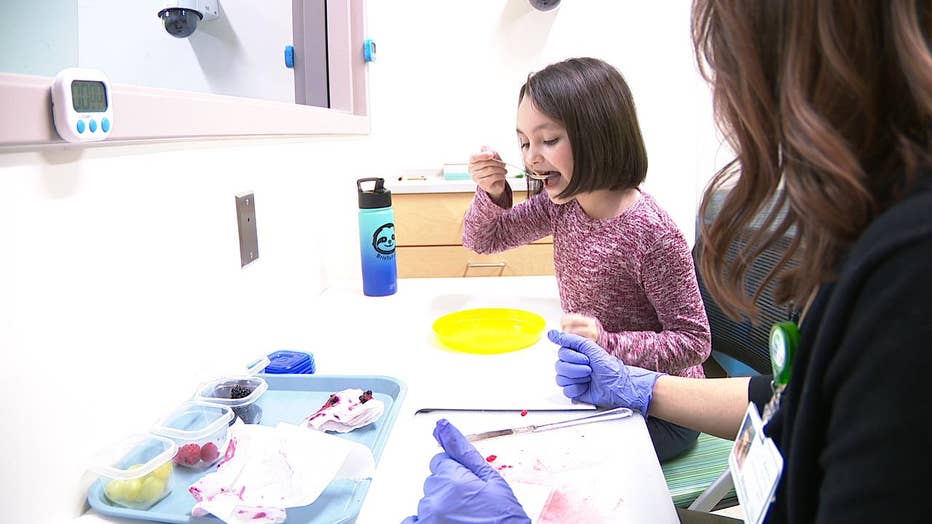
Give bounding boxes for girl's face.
[516,96,574,204]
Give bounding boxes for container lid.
[265,350,315,374]
[152,401,234,441]
[89,434,177,480]
[265,359,314,374]
[357,177,392,209]
[192,376,268,408]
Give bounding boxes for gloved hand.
[550,329,664,417]
[401,419,530,524]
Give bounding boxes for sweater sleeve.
[462,187,553,254]
[596,231,712,374]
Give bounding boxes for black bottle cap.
[357,177,392,209]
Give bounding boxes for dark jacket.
[749,172,932,523]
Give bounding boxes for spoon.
[498,161,558,181]
[470,156,557,181]
[487,160,556,181]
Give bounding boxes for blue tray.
[88,374,406,523]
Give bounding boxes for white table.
[78,277,678,523]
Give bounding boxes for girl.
[464,57,711,462]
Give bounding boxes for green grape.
[123,478,143,502]
[104,480,128,503]
[139,476,166,504]
[152,461,173,481]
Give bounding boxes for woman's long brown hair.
[693,0,932,319]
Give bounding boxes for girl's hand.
[468,146,507,200]
[561,313,601,342]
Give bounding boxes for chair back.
[693,189,798,374]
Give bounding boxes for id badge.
[729,403,783,524]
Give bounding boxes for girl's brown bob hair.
[520,57,648,200]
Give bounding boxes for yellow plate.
[432,308,546,354]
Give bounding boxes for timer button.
[76,120,86,134]
[101,118,111,133]
[89,119,98,133]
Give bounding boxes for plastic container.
[193,375,268,425]
[356,177,398,296]
[265,350,316,374]
[89,434,177,510]
[152,401,233,469]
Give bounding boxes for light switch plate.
[235,192,259,267]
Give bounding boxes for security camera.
[158,0,219,38]
[529,0,561,11]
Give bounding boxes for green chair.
[660,189,798,510]
[662,433,737,509]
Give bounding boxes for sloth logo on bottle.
[372,223,396,256]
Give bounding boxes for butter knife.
[465,407,634,442]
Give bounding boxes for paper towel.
[189,422,375,523]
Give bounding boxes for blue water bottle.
[357,177,398,296]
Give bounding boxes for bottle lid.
[357,177,392,209]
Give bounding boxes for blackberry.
[233,404,262,424]
[230,385,253,399]
[359,390,374,403]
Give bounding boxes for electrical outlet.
[235,192,259,267]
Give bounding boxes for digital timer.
[50,68,113,142]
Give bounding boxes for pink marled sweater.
[464,187,710,378]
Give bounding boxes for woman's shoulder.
[844,171,932,273]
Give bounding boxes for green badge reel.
[769,322,799,387]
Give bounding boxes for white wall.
[0,1,726,522]
[365,0,725,237]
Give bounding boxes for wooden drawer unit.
[393,192,554,278]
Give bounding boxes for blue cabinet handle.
[363,39,376,62]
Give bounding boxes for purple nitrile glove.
[401,419,530,524]
[549,329,664,417]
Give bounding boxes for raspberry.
[174,443,202,466]
[200,442,219,463]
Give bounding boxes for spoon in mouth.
[472,157,556,181]
[497,161,555,181]
[526,171,558,181]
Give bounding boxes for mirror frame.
[0,0,368,148]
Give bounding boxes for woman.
[403,0,932,522]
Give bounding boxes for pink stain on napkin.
[188,422,375,524]
[304,388,384,433]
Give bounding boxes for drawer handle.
[464,261,507,277]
